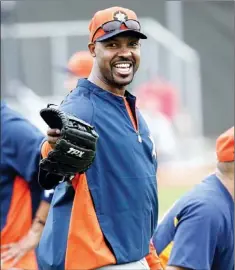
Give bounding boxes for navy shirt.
[153,174,234,270]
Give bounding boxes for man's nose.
[117,47,132,58]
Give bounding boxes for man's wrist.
[34,216,46,226]
[31,216,46,234]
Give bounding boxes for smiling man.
[87,6,147,95]
[38,6,162,270]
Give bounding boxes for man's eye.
[107,43,117,48]
[129,42,139,47]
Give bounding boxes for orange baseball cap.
[67,51,93,78]
[216,126,234,162]
[89,6,147,42]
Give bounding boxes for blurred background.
[1,0,234,217]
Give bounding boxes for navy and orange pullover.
[38,79,161,270]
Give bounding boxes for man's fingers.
[1,250,9,259]
[1,242,25,268]
[47,128,61,148]
[48,136,60,145]
[1,251,16,263]
[9,252,24,268]
[47,128,61,136]
[1,243,14,250]
[1,248,15,259]
[1,244,20,261]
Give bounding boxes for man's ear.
[88,42,96,57]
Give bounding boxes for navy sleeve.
[168,201,221,270]
[59,95,94,125]
[3,114,44,183]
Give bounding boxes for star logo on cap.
[113,11,128,22]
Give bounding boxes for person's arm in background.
[2,129,62,266]
[1,200,50,266]
[1,113,54,267]
[145,242,163,270]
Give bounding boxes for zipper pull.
[137,132,142,143]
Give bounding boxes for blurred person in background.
[136,78,178,161]
[0,101,54,270]
[63,50,93,92]
[152,126,234,270]
[37,6,162,270]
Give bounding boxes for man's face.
[93,33,141,88]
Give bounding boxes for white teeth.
[115,63,131,68]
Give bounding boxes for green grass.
[158,185,193,219]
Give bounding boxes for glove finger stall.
[54,139,95,159]
[48,149,95,168]
[40,107,67,129]
[40,158,81,176]
[62,128,97,150]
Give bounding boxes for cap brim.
[96,29,147,42]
